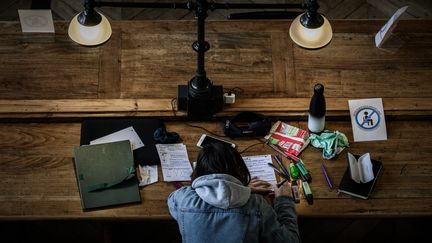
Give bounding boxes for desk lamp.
[68,0,332,118]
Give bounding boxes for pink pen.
[321,163,333,190]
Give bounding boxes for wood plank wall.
[1,0,432,21]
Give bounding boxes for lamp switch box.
[177,85,188,111]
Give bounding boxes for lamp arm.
[95,1,192,10]
[93,0,306,11]
[211,3,305,10]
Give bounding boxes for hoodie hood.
[192,174,251,209]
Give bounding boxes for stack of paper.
[90,126,144,150]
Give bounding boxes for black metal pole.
[189,0,211,96]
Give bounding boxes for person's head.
[191,142,251,186]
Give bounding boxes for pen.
[268,163,289,180]
[273,155,291,180]
[267,143,288,159]
[267,143,300,162]
[277,178,288,188]
[321,163,333,190]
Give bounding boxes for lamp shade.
[289,13,332,49]
[68,11,112,46]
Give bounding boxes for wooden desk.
[0,120,431,219]
[0,20,431,219]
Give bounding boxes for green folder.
[73,140,141,210]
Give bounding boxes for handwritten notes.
[243,155,277,185]
[156,144,193,182]
[156,143,276,184]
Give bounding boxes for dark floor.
[0,218,429,243]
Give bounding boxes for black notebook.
[73,140,141,210]
[337,154,383,200]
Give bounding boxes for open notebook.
[337,153,383,200]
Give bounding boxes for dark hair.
[191,142,251,186]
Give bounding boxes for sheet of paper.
[375,6,408,48]
[348,98,387,142]
[243,154,277,185]
[156,144,193,182]
[18,9,55,33]
[90,126,144,150]
[138,165,158,186]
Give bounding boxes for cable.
[224,86,244,95]
[239,141,266,154]
[171,98,177,117]
[170,97,226,137]
[184,123,227,138]
[254,137,267,143]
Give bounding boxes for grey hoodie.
[168,174,301,243]
[192,173,251,209]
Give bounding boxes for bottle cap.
[314,83,324,95]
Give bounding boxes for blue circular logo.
[354,106,381,130]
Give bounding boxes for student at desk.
[167,142,300,243]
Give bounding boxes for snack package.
[265,121,310,158]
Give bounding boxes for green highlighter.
[290,162,300,180]
[302,180,313,205]
[296,159,312,182]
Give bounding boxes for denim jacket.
[167,174,301,243]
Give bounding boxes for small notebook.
[73,140,141,210]
[337,154,383,200]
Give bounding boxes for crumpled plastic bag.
[309,130,349,159]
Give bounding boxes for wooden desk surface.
[0,19,431,219]
[0,120,431,219]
